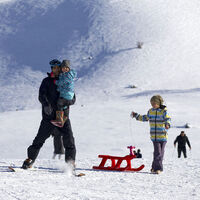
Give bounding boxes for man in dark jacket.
[22,59,76,169]
[174,131,191,158]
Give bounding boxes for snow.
[0,0,200,199]
[1,94,200,200]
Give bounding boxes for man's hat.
[49,59,61,67]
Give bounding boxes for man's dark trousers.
[27,118,76,162]
[178,146,187,158]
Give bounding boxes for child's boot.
[59,111,67,127]
[51,111,68,127]
[51,111,63,126]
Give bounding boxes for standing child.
[131,95,171,174]
[51,60,77,127]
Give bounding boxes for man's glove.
[43,104,53,116]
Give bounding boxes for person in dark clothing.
[136,149,142,158]
[22,59,76,169]
[174,131,191,158]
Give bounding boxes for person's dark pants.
[53,135,64,155]
[27,118,76,162]
[178,146,187,158]
[57,97,75,111]
[152,141,167,171]
[59,119,76,162]
[52,128,64,155]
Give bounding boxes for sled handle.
[127,146,135,156]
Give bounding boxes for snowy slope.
[1,93,200,200]
[0,0,200,110]
[75,0,200,100]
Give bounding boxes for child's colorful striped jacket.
[135,107,171,142]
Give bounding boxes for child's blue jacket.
[56,69,77,100]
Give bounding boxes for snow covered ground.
[1,93,200,200]
[0,0,200,199]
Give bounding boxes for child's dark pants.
[152,141,167,171]
[57,96,76,110]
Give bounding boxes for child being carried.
[51,60,77,127]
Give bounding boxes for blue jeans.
[152,141,167,171]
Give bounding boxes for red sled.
[93,154,145,172]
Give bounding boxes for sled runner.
[93,154,145,172]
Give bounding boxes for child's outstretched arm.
[130,111,149,122]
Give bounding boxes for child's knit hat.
[150,95,164,105]
[61,60,70,68]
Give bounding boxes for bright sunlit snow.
[0,0,200,200]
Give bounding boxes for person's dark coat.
[174,135,191,148]
[137,153,142,158]
[38,72,59,120]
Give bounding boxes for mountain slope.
[0,0,200,108]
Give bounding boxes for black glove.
[130,111,138,118]
[43,104,53,116]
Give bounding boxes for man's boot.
[22,158,34,169]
